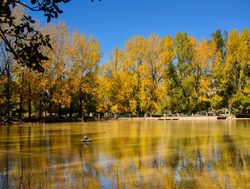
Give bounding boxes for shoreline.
[119,116,250,121]
[1,116,250,126]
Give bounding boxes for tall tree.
[158,35,175,113]
[43,22,70,117]
[97,48,130,115]
[123,36,148,116]
[0,41,14,119]
[228,29,250,114]
[69,30,101,117]
[191,38,216,113]
[169,32,194,113]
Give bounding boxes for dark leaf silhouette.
[0,0,100,72]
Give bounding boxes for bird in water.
[81,135,92,143]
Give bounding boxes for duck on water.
[81,135,92,143]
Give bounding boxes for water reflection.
[0,120,250,188]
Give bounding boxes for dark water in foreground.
[0,120,250,189]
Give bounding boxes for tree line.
[97,29,249,117]
[0,10,249,120]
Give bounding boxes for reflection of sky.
[99,176,112,189]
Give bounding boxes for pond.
[0,120,250,188]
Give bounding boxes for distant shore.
[1,115,250,126]
[119,116,250,121]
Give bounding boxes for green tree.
[169,32,194,113]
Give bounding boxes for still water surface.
[0,120,250,189]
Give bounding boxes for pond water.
[0,120,250,189]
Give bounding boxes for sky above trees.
[29,0,250,63]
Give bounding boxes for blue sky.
[31,0,250,64]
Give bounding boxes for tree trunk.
[28,84,32,119]
[79,91,83,118]
[6,70,11,120]
[18,69,24,120]
[49,88,53,116]
[69,99,73,118]
[18,93,23,119]
[58,105,62,118]
[39,96,42,119]
[5,59,11,120]
[28,99,32,119]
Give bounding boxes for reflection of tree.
[1,122,250,188]
[224,135,246,170]
[1,127,10,188]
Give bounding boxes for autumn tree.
[41,22,71,117]
[191,38,216,113]
[97,34,176,116]
[97,48,128,115]
[143,34,175,115]
[69,30,101,117]
[123,36,148,116]
[227,29,250,114]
